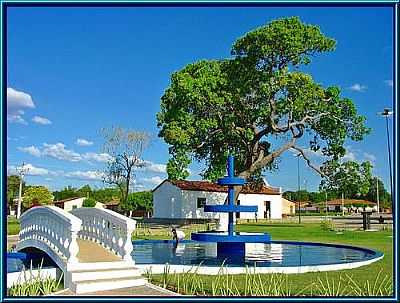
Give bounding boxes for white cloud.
[76,138,94,146]
[7,88,35,124]
[141,176,164,186]
[141,160,167,173]
[7,87,35,109]
[65,170,104,181]
[83,152,113,163]
[7,163,49,176]
[18,146,41,157]
[7,110,28,125]
[384,80,393,87]
[349,83,367,92]
[363,152,376,164]
[32,116,52,125]
[342,149,356,162]
[42,143,82,162]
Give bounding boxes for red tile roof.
[154,180,281,195]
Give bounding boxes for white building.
[53,197,104,211]
[152,180,283,224]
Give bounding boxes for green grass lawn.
[148,222,393,296]
[7,217,20,235]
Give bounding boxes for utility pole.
[16,162,29,219]
[376,178,380,214]
[342,192,345,217]
[325,191,328,218]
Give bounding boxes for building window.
[72,205,77,210]
[197,197,206,208]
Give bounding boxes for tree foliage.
[82,197,96,207]
[7,175,25,206]
[53,186,77,201]
[23,186,53,208]
[53,185,121,203]
[157,17,370,187]
[76,185,92,198]
[365,177,391,208]
[319,160,372,198]
[101,126,151,205]
[123,191,153,212]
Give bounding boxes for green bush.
[82,198,96,207]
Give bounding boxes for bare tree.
[101,126,151,206]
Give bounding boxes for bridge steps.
[69,263,146,294]
[70,266,142,281]
[71,276,147,294]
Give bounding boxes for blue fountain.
[191,155,271,257]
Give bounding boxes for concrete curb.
[145,282,182,296]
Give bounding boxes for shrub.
[82,198,96,207]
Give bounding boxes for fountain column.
[191,155,271,258]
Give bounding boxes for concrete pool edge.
[135,254,384,275]
[132,240,384,275]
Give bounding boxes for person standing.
[171,228,185,243]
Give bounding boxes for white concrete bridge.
[16,205,146,294]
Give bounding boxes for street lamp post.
[379,108,393,211]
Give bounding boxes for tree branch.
[291,145,327,177]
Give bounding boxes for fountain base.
[191,231,271,256]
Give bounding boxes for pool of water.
[132,240,382,268]
[7,240,382,273]
[7,252,57,273]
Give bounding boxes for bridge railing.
[18,206,82,265]
[71,207,136,263]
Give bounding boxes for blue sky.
[6,6,394,193]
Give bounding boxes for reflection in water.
[132,241,377,268]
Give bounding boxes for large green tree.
[23,186,54,209]
[157,17,370,198]
[319,160,372,199]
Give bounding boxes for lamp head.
[381,108,393,116]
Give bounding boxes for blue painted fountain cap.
[217,154,246,186]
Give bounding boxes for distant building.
[281,198,296,216]
[52,197,104,211]
[317,199,377,213]
[152,180,284,225]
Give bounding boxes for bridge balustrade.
[18,206,82,266]
[71,207,136,263]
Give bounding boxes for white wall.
[63,198,85,212]
[237,193,282,219]
[153,182,283,220]
[153,182,183,218]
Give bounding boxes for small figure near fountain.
[172,228,185,243]
[191,155,271,257]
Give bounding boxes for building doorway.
[264,201,271,219]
